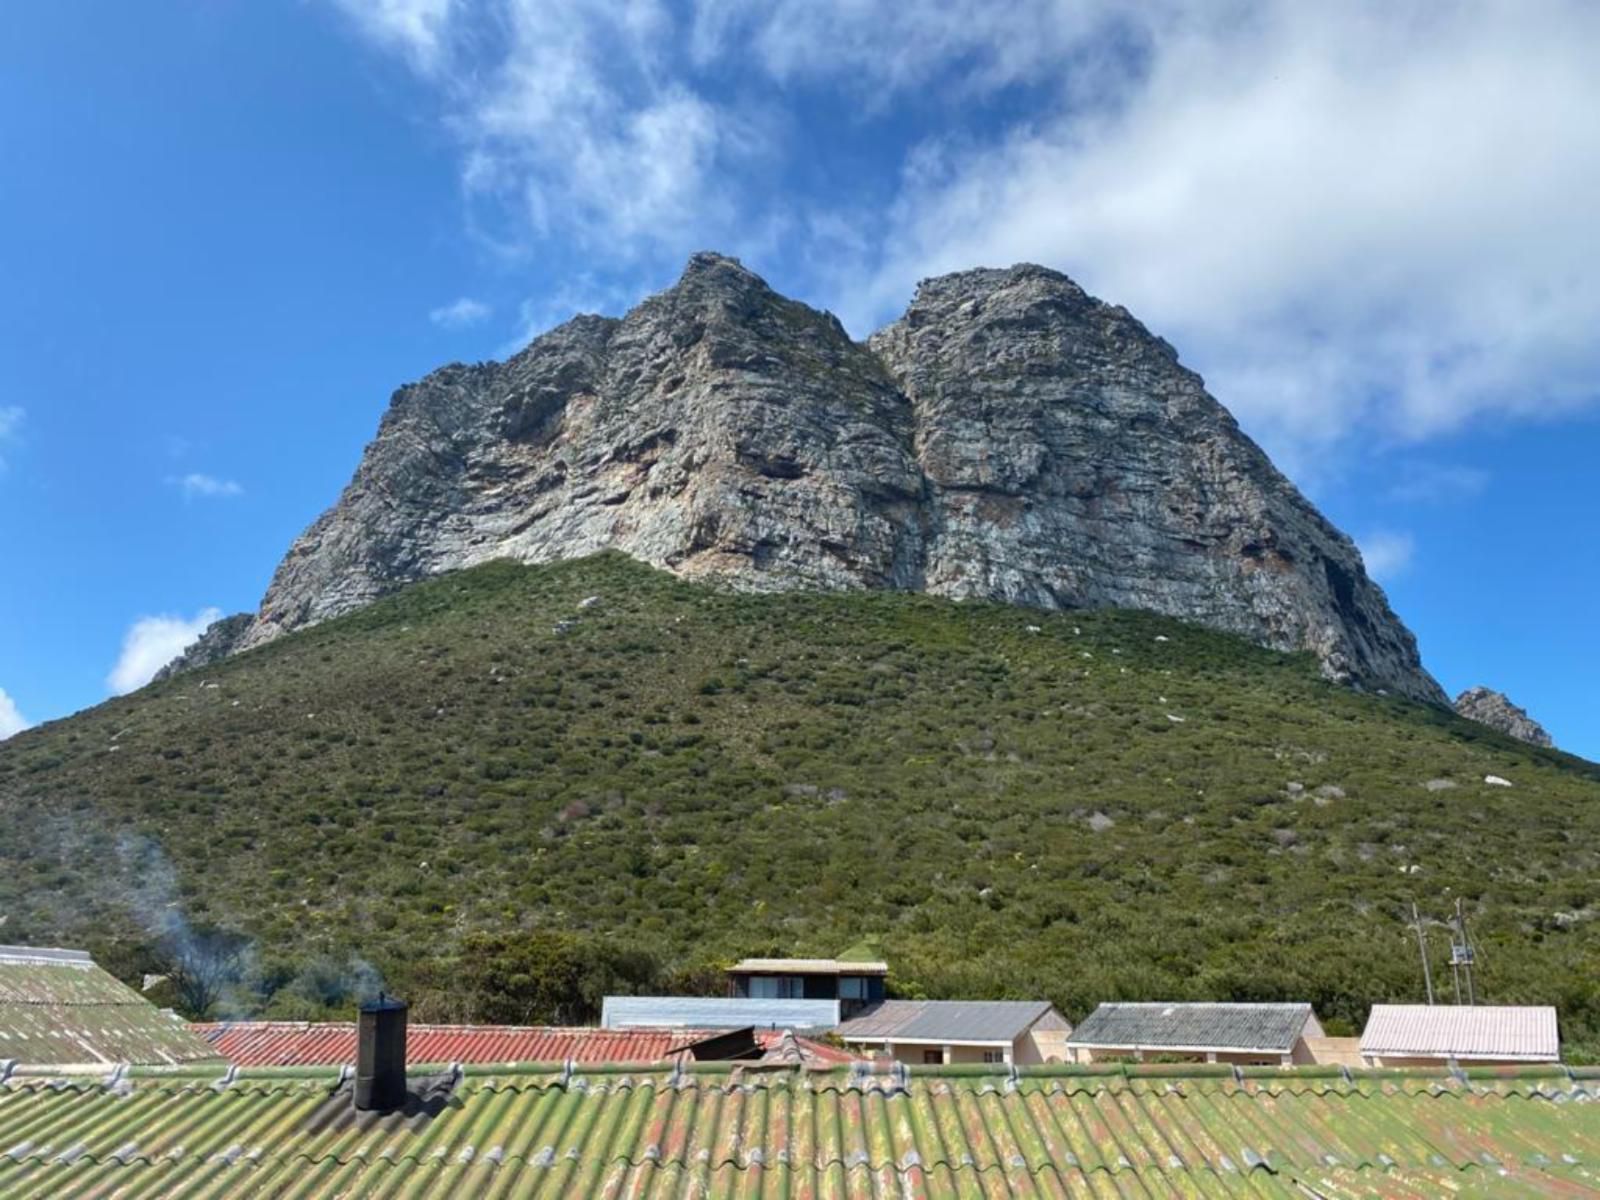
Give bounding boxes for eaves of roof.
[3,1062,1597,1197]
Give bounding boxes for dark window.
[923,1049,944,1065]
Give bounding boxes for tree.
[156,924,252,1017]
[420,930,659,1024]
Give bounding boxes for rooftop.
[836,999,1056,1043]
[3,1062,1597,1197]
[0,944,222,1069]
[192,1021,853,1068]
[1068,1002,1316,1053]
[727,957,889,975]
[601,995,840,1031]
[1361,1004,1561,1061]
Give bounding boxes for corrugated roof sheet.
[602,996,840,1030]
[1068,1002,1314,1053]
[3,1062,1598,1197]
[728,958,889,975]
[1361,1004,1561,1061]
[0,945,222,1069]
[191,1022,855,1068]
[836,999,1055,1043]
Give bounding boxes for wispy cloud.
[0,406,23,471]
[327,0,458,73]
[168,472,243,499]
[1386,463,1491,505]
[107,608,223,695]
[1358,531,1417,583]
[429,296,492,328]
[0,686,29,740]
[327,0,1600,469]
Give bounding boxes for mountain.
[2,554,1597,1043]
[1455,686,1555,748]
[191,253,1442,703]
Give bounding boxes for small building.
[835,1000,1071,1065]
[726,957,887,1018]
[1066,1002,1325,1065]
[0,944,222,1070]
[1359,1004,1560,1066]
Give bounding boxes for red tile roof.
[190,1021,855,1067]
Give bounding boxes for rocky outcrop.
[1454,687,1554,747]
[152,613,254,683]
[226,252,1443,702]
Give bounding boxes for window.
[840,976,866,1000]
[749,976,800,999]
[923,1050,944,1065]
[982,1050,1006,1063]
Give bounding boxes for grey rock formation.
[152,613,253,683]
[1454,686,1554,747]
[225,252,1442,702]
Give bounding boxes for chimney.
[354,994,408,1112]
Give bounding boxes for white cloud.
[855,1,1600,458]
[328,0,1600,464]
[0,405,22,470]
[107,609,223,696]
[0,687,29,740]
[429,296,492,328]
[1358,531,1416,582]
[168,473,243,499]
[1386,463,1491,505]
[328,0,458,73]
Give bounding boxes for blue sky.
[1,1,1596,758]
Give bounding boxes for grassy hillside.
[3,553,1598,1048]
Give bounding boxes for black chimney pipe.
[355,994,408,1112]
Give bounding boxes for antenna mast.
[1411,901,1434,1005]
[1449,898,1478,1005]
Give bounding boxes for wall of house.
[859,1041,1012,1065]
[1301,1037,1363,1067]
[1020,1027,1071,1064]
[1364,1054,1555,1068]
[1071,1046,1292,1066]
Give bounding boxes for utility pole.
[1450,897,1477,1005]
[1411,902,1434,1005]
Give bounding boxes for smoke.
[115,833,394,1017]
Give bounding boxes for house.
[835,999,1071,1064]
[1066,1001,1325,1065]
[192,1019,853,1068]
[4,1059,1595,1196]
[1359,1004,1560,1066]
[726,957,887,1018]
[0,944,222,1070]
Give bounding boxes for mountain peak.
[214,259,1441,703]
[1454,686,1554,747]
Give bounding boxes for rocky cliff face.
[213,252,1442,702]
[1454,687,1554,747]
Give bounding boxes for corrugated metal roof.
[191,1022,856,1068]
[1361,1004,1561,1060]
[728,958,889,975]
[0,945,222,1069]
[602,996,840,1030]
[1068,1002,1315,1053]
[836,999,1055,1043]
[3,1062,1598,1197]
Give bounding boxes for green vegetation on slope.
[2,554,1597,1048]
